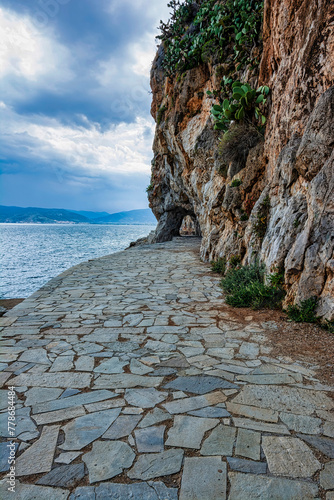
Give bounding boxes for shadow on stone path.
[0,237,333,499]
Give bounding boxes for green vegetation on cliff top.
[158,0,264,77]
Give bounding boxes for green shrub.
[229,254,242,268]
[221,263,285,309]
[268,269,284,288]
[323,320,334,334]
[217,123,262,174]
[231,179,242,187]
[240,213,249,221]
[209,81,269,132]
[211,257,226,275]
[158,0,264,77]
[286,297,318,323]
[157,105,168,125]
[146,184,154,193]
[253,195,270,239]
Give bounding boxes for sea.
[0,224,156,299]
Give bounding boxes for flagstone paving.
[0,237,333,499]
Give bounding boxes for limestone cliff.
[148,0,334,320]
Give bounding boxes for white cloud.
[0,105,155,176]
[0,7,72,86]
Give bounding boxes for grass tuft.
[221,263,285,309]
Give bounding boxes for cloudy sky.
[0,0,170,213]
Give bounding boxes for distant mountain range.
[0,206,157,225]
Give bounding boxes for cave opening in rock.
[179,215,201,237]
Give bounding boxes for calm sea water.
[0,224,156,299]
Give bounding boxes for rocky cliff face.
[148,0,334,320]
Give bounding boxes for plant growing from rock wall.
[217,122,262,178]
[253,195,270,239]
[231,179,242,187]
[157,105,168,125]
[209,82,269,132]
[146,184,154,193]
[286,297,319,323]
[229,254,242,268]
[221,262,285,309]
[211,257,226,274]
[158,0,264,77]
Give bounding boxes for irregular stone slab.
[125,388,167,408]
[55,451,82,464]
[237,374,299,384]
[37,463,85,487]
[16,425,59,476]
[50,355,74,372]
[94,357,127,374]
[0,410,38,438]
[164,375,238,394]
[103,414,142,439]
[0,480,69,500]
[128,449,184,480]
[85,398,125,413]
[164,391,227,414]
[83,440,135,483]
[93,481,178,500]
[70,486,95,500]
[189,407,230,418]
[61,409,121,450]
[93,374,163,389]
[280,412,321,434]
[138,408,172,428]
[166,415,219,449]
[159,357,189,368]
[235,428,261,460]
[9,372,92,389]
[206,347,235,359]
[60,388,81,399]
[201,424,236,456]
[24,387,63,406]
[33,406,86,425]
[73,342,104,355]
[320,461,334,490]
[239,342,259,358]
[180,457,226,500]
[233,417,290,435]
[215,362,252,375]
[135,425,165,453]
[232,385,334,415]
[33,389,115,414]
[178,347,205,358]
[297,434,334,458]
[226,402,278,423]
[19,348,50,365]
[0,441,18,472]
[130,359,154,375]
[324,421,334,437]
[262,436,321,477]
[227,457,267,474]
[75,356,95,372]
[228,472,318,499]
[148,481,178,500]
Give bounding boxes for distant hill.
[70,210,110,220]
[0,206,89,224]
[0,206,157,225]
[94,209,157,225]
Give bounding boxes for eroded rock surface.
[148,0,334,319]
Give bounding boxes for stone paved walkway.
[0,237,333,499]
